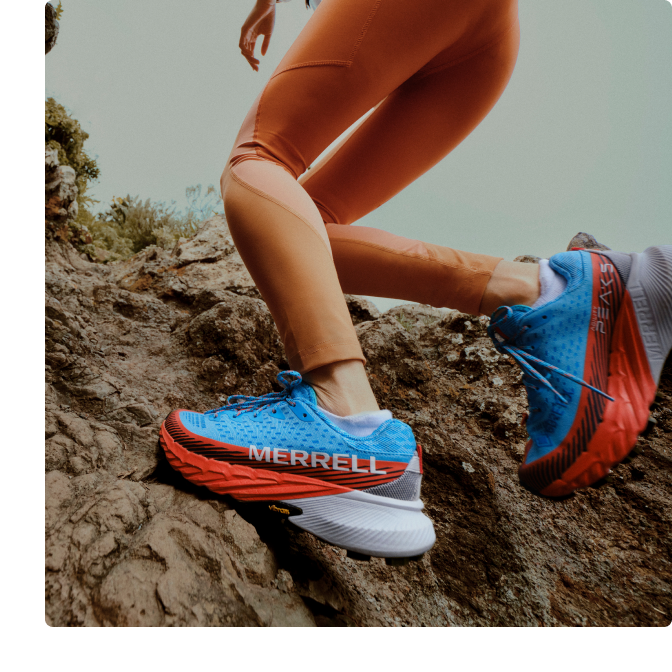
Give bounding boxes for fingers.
[241,51,259,70]
[238,3,274,72]
[261,33,271,57]
[239,33,260,71]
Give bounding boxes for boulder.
[344,294,380,324]
[45,3,59,54]
[513,254,541,264]
[567,232,611,251]
[45,147,79,226]
[45,223,672,627]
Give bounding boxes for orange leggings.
[222,0,520,372]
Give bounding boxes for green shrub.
[45,97,99,211]
[186,184,223,221]
[45,97,101,252]
[394,310,414,332]
[45,97,223,261]
[89,195,200,261]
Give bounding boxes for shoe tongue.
[289,381,317,405]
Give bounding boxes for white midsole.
[281,490,436,558]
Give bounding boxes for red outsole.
[160,423,353,501]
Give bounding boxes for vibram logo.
[269,505,290,515]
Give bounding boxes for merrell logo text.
[248,446,387,474]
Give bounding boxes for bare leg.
[480,260,541,315]
[303,361,380,415]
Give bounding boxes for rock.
[45,225,672,627]
[357,314,434,403]
[45,3,59,54]
[344,295,380,325]
[187,292,284,372]
[513,254,541,264]
[45,147,79,226]
[513,232,610,261]
[110,216,256,302]
[385,304,456,336]
[172,216,236,265]
[46,474,314,626]
[566,232,611,251]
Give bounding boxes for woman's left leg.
[298,17,534,316]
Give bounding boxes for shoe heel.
[281,490,436,558]
[622,246,672,385]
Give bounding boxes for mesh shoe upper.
[174,372,418,484]
[488,251,617,465]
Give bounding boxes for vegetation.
[394,310,414,332]
[87,185,223,261]
[394,308,441,332]
[45,98,99,213]
[45,97,100,253]
[46,97,222,261]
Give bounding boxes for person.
[159,0,672,560]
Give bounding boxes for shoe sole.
[522,248,670,497]
[275,491,436,558]
[160,422,436,558]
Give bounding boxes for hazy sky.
[45,0,672,309]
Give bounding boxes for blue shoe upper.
[178,371,416,465]
[488,251,613,465]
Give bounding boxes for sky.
[44,0,672,310]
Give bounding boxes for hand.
[239,1,276,71]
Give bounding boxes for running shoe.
[488,246,672,497]
[160,370,436,559]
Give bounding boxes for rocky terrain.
[45,2,59,55]
[45,181,671,626]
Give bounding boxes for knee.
[221,164,245,232]
[221,161,251,216]
[220,162,235,202]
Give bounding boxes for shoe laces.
[489,307,614,407]
[204,370,302,419]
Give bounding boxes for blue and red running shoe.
[160,371,436,559]
[488,246,672,497]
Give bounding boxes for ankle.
[480,260,540,315]
[302,360,380,416]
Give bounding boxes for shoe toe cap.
[163,409,221,442]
